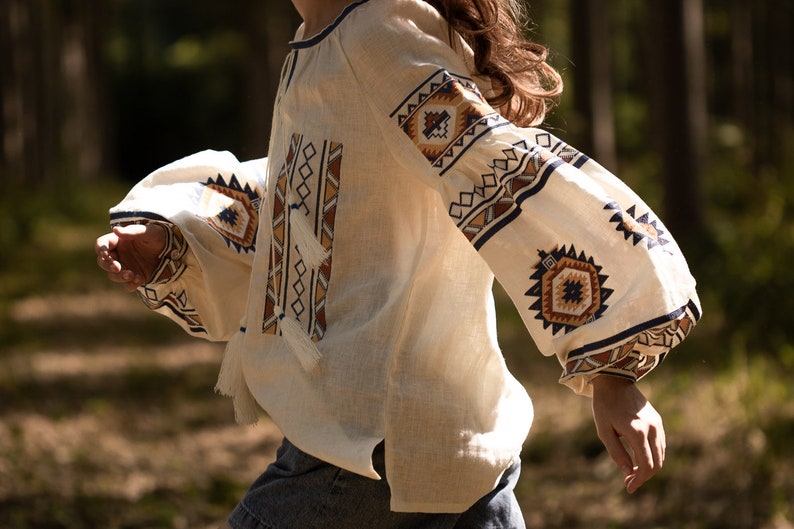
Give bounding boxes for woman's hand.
[95,224,166,292]
[590,375,666,493]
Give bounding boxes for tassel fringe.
[215,329,260,424]
[288,204,329,269]
[278,312,322,371]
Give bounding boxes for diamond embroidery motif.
[262,134,342,342]
[525,245,613,335]
[392,69,507,175]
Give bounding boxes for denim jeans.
[227,438,525,529]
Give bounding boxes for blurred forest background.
[1,0,793,528]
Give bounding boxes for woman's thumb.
[113,224,147,238]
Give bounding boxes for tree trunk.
[61,0,108,182]
[645,0,707,241]
[729,0,753,136]
[0,0,107,198]
[751,0,794,168]
[1,0,47,195]
[570,0,617,171]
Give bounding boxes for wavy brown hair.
[424,0,563,126]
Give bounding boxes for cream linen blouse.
[110,0,701,513]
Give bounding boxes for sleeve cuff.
[145,221,188,285]
[558,300,699,395]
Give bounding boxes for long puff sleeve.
[343,0,700,394]
[109,150,267,343]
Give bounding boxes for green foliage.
[692,123,794,364]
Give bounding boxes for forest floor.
[1,213,793,529]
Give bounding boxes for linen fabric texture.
[109,0,701,514]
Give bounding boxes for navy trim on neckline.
[290,0,370,49]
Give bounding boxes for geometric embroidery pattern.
[391,74,609,251]
[449,141,557,249]
[200,173,262,253]
[312,142,342,339]
[147,223,188,285]
[137,223,206,334]
[530,130,590,168]
[262,135,293,335]
[140,285,206,335]
[562,301,700,381]
[525,245,613,335]
[604,201,672,252]
[263,134,342,341]
[391,69,510,176]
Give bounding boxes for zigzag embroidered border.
[561,300,701,381]
[531,131,590,168]
[139,285,207,335]
[452,141,561,250]
[138,229,206,336]
[262,134,341,342]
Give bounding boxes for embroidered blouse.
[109,0,701,513]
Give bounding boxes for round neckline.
[290,0,371,49]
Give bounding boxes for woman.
[96,0,701,527]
